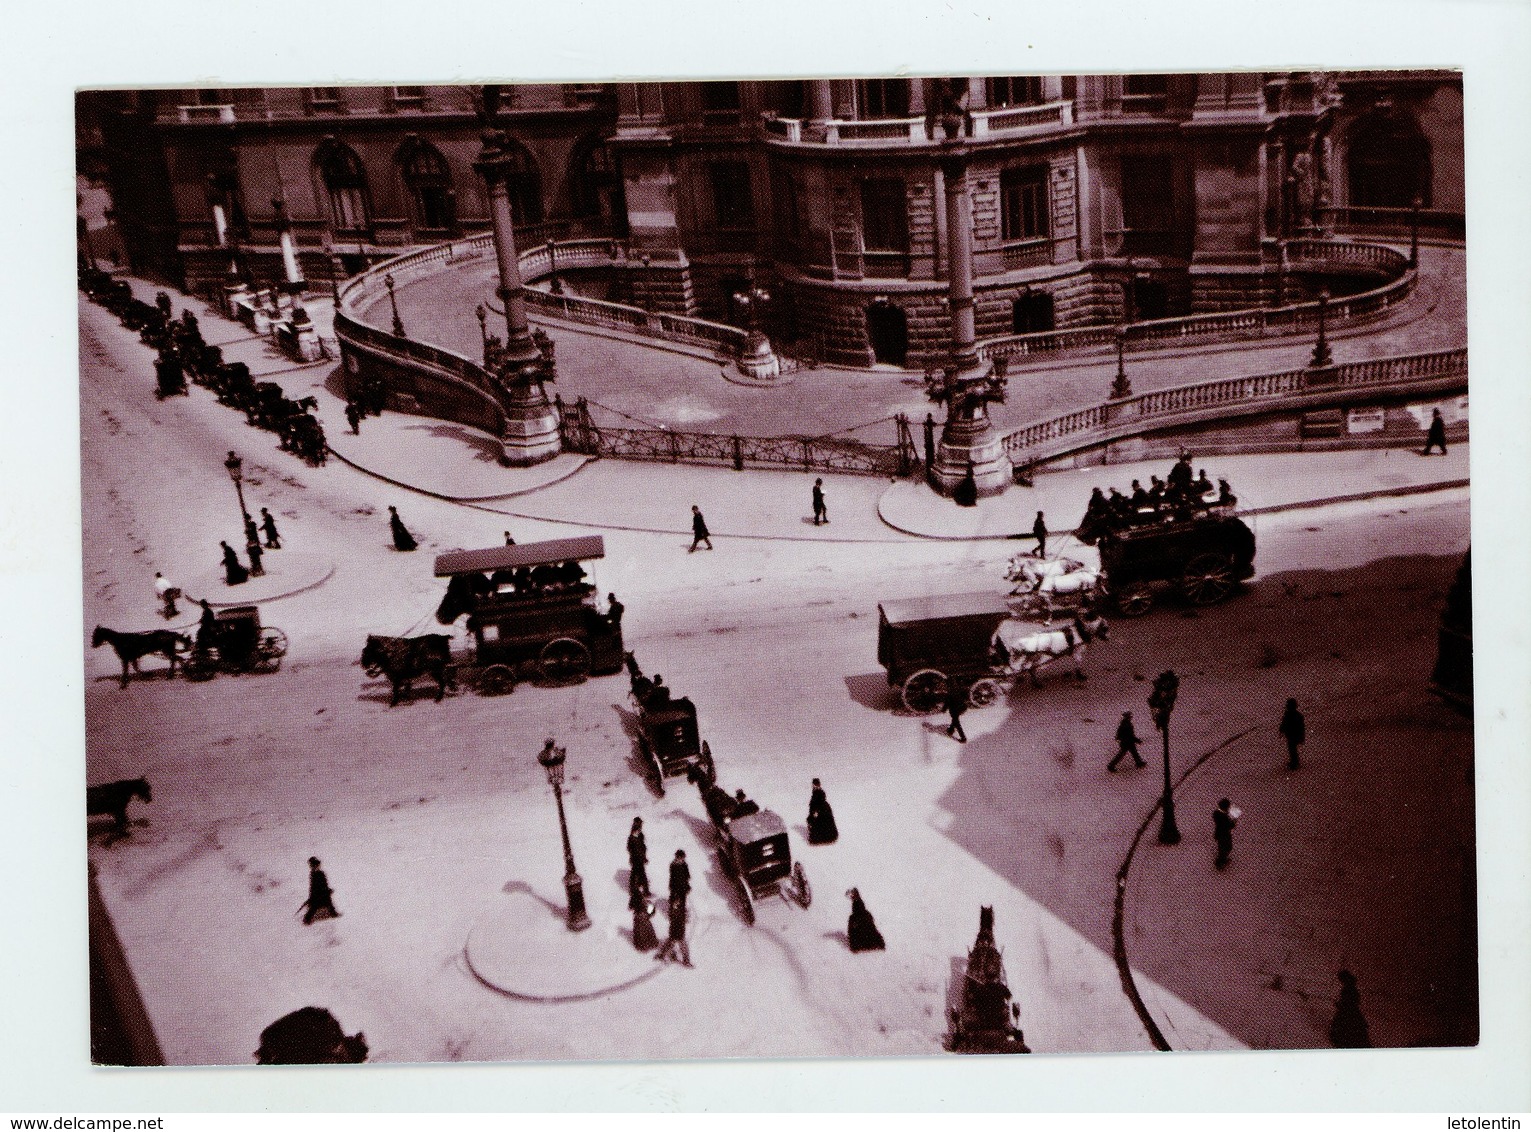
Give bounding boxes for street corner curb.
[876,479,1068,542]
[1241,477,1469,518]
[324,444,592,503]
[181,552,336,608]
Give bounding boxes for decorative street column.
[732,273,781,382]
[474,86,561,466]
[1149,670,1181,845]
[536,740,591,933]
[926,128,1012,498]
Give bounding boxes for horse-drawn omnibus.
[430,535,624,696]
[1097,511,1256,616]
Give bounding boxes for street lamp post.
[1309,287,1333,369]
[1408,194,1423,268]
[1110,328,1132,400]
[1149,670,1181,845]
[384,273,407,338]
[224,450,250,525]
[536,740,591,932]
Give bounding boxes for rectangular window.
[307,87,343,111]
[1000,167,1049,241]
[1120,155,1176,254]
[710,162,754,230]
[860,179,908,252]
[987,77,1044,108]
[772,168,800,243]
[195,88,232,106]
[855,79,910,120]
[1122,74,1169,112]
[700,81,741,114]
[391,86,426,108]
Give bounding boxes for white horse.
[990,610,1110,686]
[1005,554,1085,592]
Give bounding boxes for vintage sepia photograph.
[76,69,1477,1070]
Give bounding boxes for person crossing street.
[1108,711,1146,772]
[689,505,713,552]
[260,508,282,549]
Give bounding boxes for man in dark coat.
[1031,511,1048,559]
[244,515,261,549]
[220,540,249,586]
[246,537,265,577]
[1279,698,1306,771]
[846,887,886,952]
[388,506,417,552]
[807,778,839,844]
[945,688,968,743]
[626,817,649,903]
[606,593,624,629]
[1422,408,1448,456]
[1108,710,1146,771]
[196,598,218,654]
[1213,798,1239,870]
[668,849,691,911]
[345,401,363,435]
[811,478,828,525]
[261,507,282,549]
[689,505,713,552]
[655,896,692,966]
[301,856,340,924]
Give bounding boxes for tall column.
[929,152,1012,498]
[476,125,560,466]
[808,79,834,121]
[272,199,304,293]
[907,78,926,116]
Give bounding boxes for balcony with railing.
[761,99,1075,148]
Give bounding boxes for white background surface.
[3,0,1528,1113]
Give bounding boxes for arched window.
[397,137,455,234]
[1348,113,1432,209]
[315,139,371,234]
[570,136,623,232]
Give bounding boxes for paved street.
[80,273,1474,1063]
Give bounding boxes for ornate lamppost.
[1309,287,1333,369]
[536,740,591,932]
[732,272,781,381]
[473,85,561,466]
[1110,328,1133,400]
[224,450,250,524]
[1149,670,1181,845]
[384,273,407,338]
[475,302,489,358]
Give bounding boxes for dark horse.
[92,626,189,688]
[256,1007,368,1065]
[361,634,455,705]
[87,777,151,841]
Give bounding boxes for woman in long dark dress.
[807,778,839,844]
[220,540,249,585]
[388,506,417,552]
[846,887,885,952]
[631,896,659,952]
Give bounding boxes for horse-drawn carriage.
[689,767,810,925]
[1096,511,1256,616]
[362,536,624,702]
[182,605,289,680]
[626,656,715,794]
[877,591,1110,713]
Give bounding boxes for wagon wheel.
[259,627,289,658]
[1181,553,1237,605]
[538,637,592,683]
[1115,583,1155,617]
[901,669,949,714]
[477,664,517,696]
[181,650,217,682]
[967,678,1002,709]
[791,861,812,908]
[638,734,665,796]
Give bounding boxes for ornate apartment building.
[78,71,1461,368]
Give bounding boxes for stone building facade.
[78,71,1461,369]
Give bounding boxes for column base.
[930,426,1013,499]
[500,381,562,467]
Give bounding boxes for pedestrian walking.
[244,514,260,547]
[220,540,249,586]
[606,593,625,630]
[503,531,516,546]
[1213,798,1240,870]
[689,505,713,552]
[846,888,886,952]
[1279,698,1306,771]
[626,817,650,902]
[631,896,659,952]
[1108,710,1146,772]
[811,478,829,525]
[300,856,340,924]
[668,849,691,910]
[246,537,265,577]
[196,598,217,654]
[260,508,282,549]
[1328,970,1373,1048]
[1421,408,1448,456]
[153,571,180,619]
[388,506,417,552]
[1032,511,1048,559]
[655,896,692,966]
[806,777,839,844]
[345,401,362,435]
[945,687,968,742]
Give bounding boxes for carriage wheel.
[791,861,812,908]
[901,669,949,714]
[477,664,516,696]
[967,678,1002,709]
[260,627,289,658]
[1115,583,1155,617]
[1181,553,1237,605]
[538,638,592,683]
[182,652,217,682]
[638,735,665,795]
